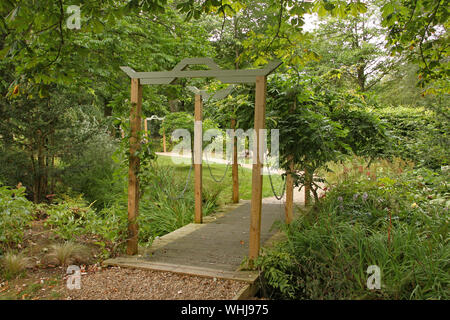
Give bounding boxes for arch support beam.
[121,58,282,257]
[194,94,203,224]
[249,76,266,262]
[231,118,239,203]
[127,78,142,255]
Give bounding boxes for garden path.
[103,194,303,283]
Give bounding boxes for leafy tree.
[380,0,449,86]
[305,3,401,93]
[160,111,221,153]
[0,83,108,202]
[268,73,388,202]
[0,1,215,202]
[239,0,369,68]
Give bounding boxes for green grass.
[156,154,284,205]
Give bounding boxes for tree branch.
[264,0,284,52]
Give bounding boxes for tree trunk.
[304,167,312,206]
[49,133,55,195]
[33,129,48,203]
[169,99,178,112]
[104,102,112,117]
[357,64,366,92]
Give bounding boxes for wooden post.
[285,156,294,224]
[127,78,142,255]
[194,94,203,224]
[231,118,239,203]
[249,76,266,261]
[285,100,296,223]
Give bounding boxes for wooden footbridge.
[103,197,298,298]
[108,57,305,298]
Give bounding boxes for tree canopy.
[0,0,448,202]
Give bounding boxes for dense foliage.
[0,161,222,257]
[0,0,448,299]
[375,106,449,169]
[0,184,33,252]
[255,158,449,299]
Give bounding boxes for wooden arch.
[121,57,282,261]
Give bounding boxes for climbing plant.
[268,73,388,202]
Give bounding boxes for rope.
[239,163,247,177]
[167,162,193,200]
[151,158,193,200]
[266,164,286,200]
[204,150,231,183]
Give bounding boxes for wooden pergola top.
[120,57,282,84]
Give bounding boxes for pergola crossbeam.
[140,77,257,85]
[120,59,281,84]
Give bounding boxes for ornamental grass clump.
[1,252,31,279]
[48,242,89,266]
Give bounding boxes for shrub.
[88,202,128,243]
[374,106,449,169]
[0,148,33,195]
[255,158,449,300]
[43,194,97,240]
[59,131,122,209]
[41,195,128,256]
[0,184,33,252]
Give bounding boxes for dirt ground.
[1,219,246,300]
[0,265,247,300]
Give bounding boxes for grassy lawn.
[156,154,284,205]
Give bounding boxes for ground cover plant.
[0,155,282,279]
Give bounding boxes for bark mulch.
[63,266,247,300]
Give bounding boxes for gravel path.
[63,267,246,300]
